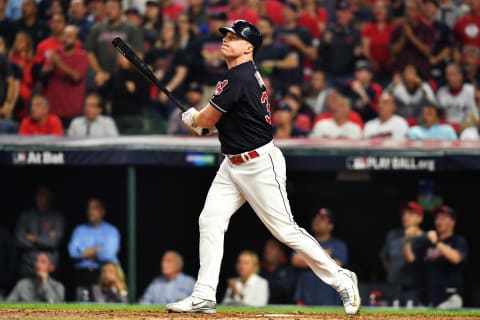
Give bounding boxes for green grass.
[1,303,480,316]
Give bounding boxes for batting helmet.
[219,20,263,53]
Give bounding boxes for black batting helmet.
[219,20,263,53]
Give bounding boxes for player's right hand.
[182,107,198,128]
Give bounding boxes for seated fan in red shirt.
[18,94,64,136]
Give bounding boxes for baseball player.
[166,20,361,315]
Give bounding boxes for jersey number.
[255,71,272,125]
[261,92,272,125]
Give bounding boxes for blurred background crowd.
[1,0,480,139]
[0,183,470,309]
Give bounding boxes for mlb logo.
[347,157,367,170]
[12,152,27,164]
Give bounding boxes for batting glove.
[182,107,198,128]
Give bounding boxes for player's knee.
[198,211,222,230]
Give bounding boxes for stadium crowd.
[0,0,480,138]
[0,184,469,309]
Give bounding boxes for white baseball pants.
[192,141,343,301]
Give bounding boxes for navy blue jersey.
[413,234,468,306]
[209,61,273,154]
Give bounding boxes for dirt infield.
[0,309,479,320]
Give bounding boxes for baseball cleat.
[337,269,361,315]
[166,296,217,314]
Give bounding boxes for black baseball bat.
[112,37,189,112]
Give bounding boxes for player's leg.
[232,147,360,314]
[167,159,245,313]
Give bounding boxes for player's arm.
[182,104,222,135]
[193,104,222,128]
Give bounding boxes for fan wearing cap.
[344,60,383,122]
[167,82,204,135]
[168,20,361,315]
[380,201,425,305]
[404,205,468,309]
[292,208,349,306]
[316,0,362,85]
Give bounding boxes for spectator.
[33,12,69,76]
[5,0,21,20]
[282,86,314,131]
[91,262,128,303]
[124,7,142,27]
[310,95,362,139]
[260,238,297,304]
[304,69,330,115]
[68,197,121,301]
[168,82,204,135]
[43,25,88,128]
[145,19,189,119]
[186,0,208,35]
[8,32,34,119]
[222,251,269,307]
[67,92,119,137]
[316,0,361,87]
[11,0,49,48]
[380,202,425,306]
[363,91,409,139]
[228,0,258,24]
[18,94,64,135]
[100,53,150,134]
[197,12,228,94]
[86,0,106,24]
[407,104,457,140]
[423,0,452,87]
[273,102,309,138]
[85,0,144,89]
[161,0,184,20]
[1,42,19,121]
[361,0,394,86]
[437,0,468,29]
[14,185,64,278]
[461,45,480,87]
[256,15,299,96]
[313,89,364,129]
[389,0,405,23]
[142,1,162,49]
[389,0,434,80]
[459,125,480,140]
[0,226,16,300]
[350,0,373,30]
[302,0,328,37]
[177,13,203,86]
[7,252,65,303]
[387,64,437,125]
[437,63,479,132]
[404,206,468,308]
[139,251,195,304]
[344,60,383,122]
[453,0,480,62]
[68,0,93,42]
[292,208,348,305]
[43,0,64,21]
[289,0,323,40]
[0,0,14,48]
[246,0,283,27]
[274,2,317,86]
